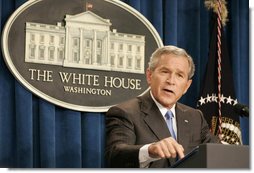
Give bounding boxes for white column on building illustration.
[123,40,127,71]
[25,32,28,62]
[36,32,40,61]
[35,33,40,60]
[54,38,57,64]
[92,29,97,65]
[35,32,39,61]
[79,28,83,64]
[101,36,104,65]
[65,26,70,63]
[106,31,110,66]
[26,32,30,62]
[102,33,107,65]
[142,45,145,72]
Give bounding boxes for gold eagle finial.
[204,0,228,26]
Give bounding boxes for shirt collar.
[150,91,176,118]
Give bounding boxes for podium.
[172,143,249,168]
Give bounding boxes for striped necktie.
[165,110,176,140]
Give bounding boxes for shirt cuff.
[139,143,160,168]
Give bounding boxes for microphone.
[234,103,249,117]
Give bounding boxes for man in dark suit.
[105,45,220,168]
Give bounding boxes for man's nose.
[166,74,175,84]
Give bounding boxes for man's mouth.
[163,89,174,94]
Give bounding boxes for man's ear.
[183,79,192,94]
[146,68,152,85]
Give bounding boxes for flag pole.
[216,0,223,139]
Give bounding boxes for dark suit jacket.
[105,91,220,168]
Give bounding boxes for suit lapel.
[175,103,191,150]
[140,92,171,140]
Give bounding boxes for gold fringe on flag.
[204,0,228,26]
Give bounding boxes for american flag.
[197,11,242,145]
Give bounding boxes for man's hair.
[148,45,195,79]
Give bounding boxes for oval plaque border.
[1,0,163,112]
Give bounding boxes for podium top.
[172,143,249,168]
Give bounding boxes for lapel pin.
[184,120,188,123]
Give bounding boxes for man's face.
[146,54,192,108]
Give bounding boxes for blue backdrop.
[0,0,249,168]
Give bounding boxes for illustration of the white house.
[25,11,145,74]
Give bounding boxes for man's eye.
[177,74,184,78]
[161,70,168,73]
